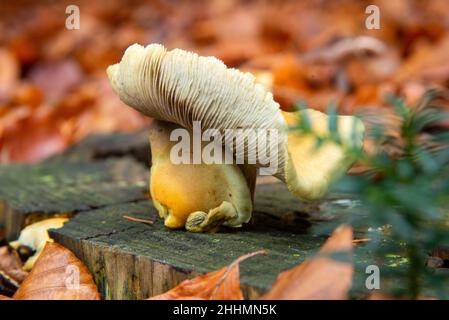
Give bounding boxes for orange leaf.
[0,246,28,284]
[149,250,266,300]
[262,225,353,300]
[13,242,101,300]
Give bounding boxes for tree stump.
[0,158,148,240]
[48,128,151,165]
[49,182,371,300]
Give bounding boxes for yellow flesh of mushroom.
[149,120,254,232]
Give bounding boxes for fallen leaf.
[0,48,19,103]
[149,250,266,300]
[13,242,101,300]
[0,105,71,163]
[29,59,83,103]
[0,246,28,284]
[303,36,388,64]
[0,245,27,296]
[12,82,43,108]
[262,225,353,300]
[431,246,449,261]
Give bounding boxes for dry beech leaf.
[149,250,266,300]
[0,246,28,284]
[0,246,27,297]
[13,242,101,300]
[29,59,83,102]
[262,225,353,300]
[0,48,19,102]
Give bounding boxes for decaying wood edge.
[52,235,263,300]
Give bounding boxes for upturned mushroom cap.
[107,43,287,175]
[107,43,364,200]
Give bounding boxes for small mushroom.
[9,218,68,271]
[107,44,364,231]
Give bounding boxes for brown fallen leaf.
[0,246,28,284]
[0,246,27,296]
[149,250,266,300]
[29,59,84,103]
[0,105,71,163]
[13,242,101,300]
[262,225,353,300]
[0,48,19,103]
[123,215,154,225]
[303,36,388,64]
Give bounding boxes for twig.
[123,215,154,225]
[352,238,371,244]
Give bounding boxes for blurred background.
[1,0,449,163]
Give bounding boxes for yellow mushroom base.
[150,162,253,232]
[149,120,254,233]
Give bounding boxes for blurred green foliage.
[294,91,449,299]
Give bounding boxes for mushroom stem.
[148,120,255,232]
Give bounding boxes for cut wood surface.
[0,158,148,240]
[49,128,151,165]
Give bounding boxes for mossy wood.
[49,128,151,165]
[0,158,148,240]
[50,183,375,300]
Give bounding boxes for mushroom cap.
[107,43,288,176]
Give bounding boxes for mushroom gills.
[149,120,255,232]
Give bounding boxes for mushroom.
[9,217,68,270]
[107,44,364,231]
